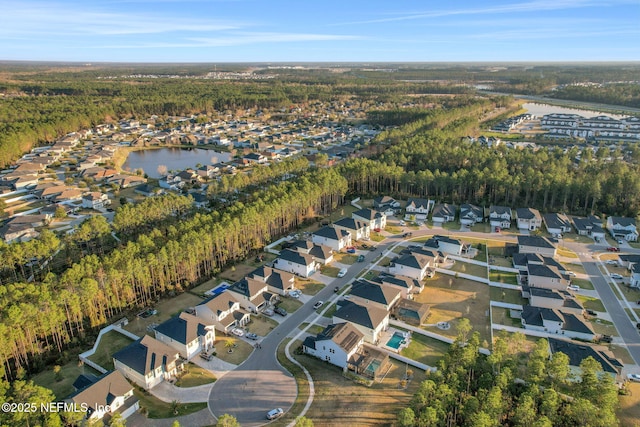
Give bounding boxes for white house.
[431,203,457,223]
[333,301,390,344]
[543,213,572,237]
[517,235,557,257]
[195,293,250,333]
[289,240,334,265]
[312,225,352,252]
[81,192,110,210]
[154,312,215,360]
[352,208,387,230]
[302,322,364,370]
[405,198,433,221]
[388,253,433,281]
[527,264,571,291]
[489,205,512,229]
[373,273,423,298]
[572,216,606,241]
[112,336,182,390]
[227,277,278,313]
[248,266,296,296]
[527,287,584,316]
[521,306,596,341]
[68,371,139,422]
[273,249,319,278]
[332,218,370,241]
[459,204,483,226]
[348,279,402,311]
[606,216,638,242]
[424,235,465,256]
[516,208,542,231]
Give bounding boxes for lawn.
[124,291,204,337]
[134,388,208,419]
[618,284,640,303]
[449,261,487,279]
[441,221,460,231]
[87,330,134,371]
[299,323,325,335]
[490,256,514,268]
[219,263,255,282]
[320,303,337,318]
[557,247,579,258]
[415,276,491,343]
[212,337,254,365]
[489,287,526,306]
[609,344,635,365]
[370,233,386,242]
[32,361,102,400]
[246,315,279,336]
[487,241,508,256]
[618,382,640,427]
[576,295,606,312]
[590,319,618,336]
[378,256,392,267]
[334,253,357,264]
[488,270,519,285]
[385,226,402,234]
[491,306,523,328]
[399,332,451,367]
[276,297,304,314]
[570,278,594,290]
[296,279,325,295]
[175,362,217,387]
[470,222,492,233]
[564,263,586,275]
[320,265,341,278]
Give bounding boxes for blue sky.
[1,0,639,62]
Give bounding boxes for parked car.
[334,286,340,293]
[607,247,620,252]
[567,271,577,277]
[618,239,625,244]
[274,306,287,316]
[600,335,613,343]
[610,273,623,280]
[262,308,274,317]
[402,232,413,237]
[357,254,365,262]
[246,332,258,340]
[267,408,284,420]
[567,284,580,291]
[346,246,356,254]
[373,227,381,232]
[495,226,501,233]
[313,301,323,309]
[628,374,640,382]
[606,260,618,265]
[337,268,347,278]
[231,328,244,337]
[288,290,301,298]
[399,220,406,226]
[586,309,597,316]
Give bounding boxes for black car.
[274,306,287,316]
[586,309,597,316]
[334,286,340,293]
[600,335,613,343]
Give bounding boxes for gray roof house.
[431,203,457,223]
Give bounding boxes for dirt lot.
[415,276,491,343]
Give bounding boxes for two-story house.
[521,306,596,341]
[302,322,364,370]
[459,203,484,226]
[67,371,139,422]
[273,249,319,278]
[388,253,433,281]
[516,208,542,231]
[431,203,457,223]
[352,208,387,230]
[227,277,278,313]
[113,336,182,390]
[405,198,433,221]
[348,279,402,311]
[248,266,296,296]
[312,225,352,252]
[333,301,390,344]
[543,212,572,237]
[489,205,512,229]
[517,235,557,257]
[154,312,215,360]
[607,216,638,242]
[195,293,250,333]
[332,218,370,241]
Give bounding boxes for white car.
[337,268,347,278]
[231,328,244,337]
[567,285,580,291]
[610,273,623,280]
[606,260,618,265]
[628,374,640,382]
[288,290,301,298]
[399,220,406,226]
[567,271,577,277]
[267,408,284,420]
[313,301,323,309]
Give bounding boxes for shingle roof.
[333,217,367,231]
[69,371,133,413]
[228,277,268,299]
[548,338,622,375]
[518,235,556,250]
[334,301,388,330]
[349,279,401,306]
[516,207,541,220]
[198,293,240,317]
[490,205,512,216]
[277,248,315,266]
[432,203,457,218]
[543,213,572,230]
[352,208,384,221]
[460,204,483,220]
[609,216,636,228]
[154,312,211,345]
[305,322,364,353]
[113,336,178,376]
[406,198,430,210]
[313,225,349,241]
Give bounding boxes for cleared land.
[296,279,325,295]
[618,381,640,427]
[124,291,204,337]
[246,315,279,336]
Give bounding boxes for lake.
[522,103,626,120]
[122,148,232,178]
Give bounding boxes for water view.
[122,147,232,179]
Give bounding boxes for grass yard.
[370,233,386,242]
[576,295,606,312]
[299,323,325,335]
[487,241,508,256]
[470,223,492,233]
[175,362,217,387]
[32,361,102,400]
[441,221,460,231]
[489,287,526,305]
[87,331,134,371]
[320,303,337,318]
[361,271,378,281]
[618,284,640,303]
[246,315,279,336]
[571,278,594,290]
[449,261,487,279]
[399,332,450,367]
[488,270,519,285]
[590,319,618,336]
[557,246,579,258]
[134,388,207,419]
[609,344,635,365]
[212,337,253,365]
[562,233,594,244]
[220,263,255,282]
[286,351,427,427]
[385,226,402,234]
[378,256,392,267]
[296,279,325,295]
[564,263,586,275]
[415,276,491,343]
[334,253,357,264]
[124,291,204,337]
[618,382,640,427]
[276,298,304,314]
[491,307,523,328]
[190,277,224,295]
[320,265,341,278]
[490,256,514,268]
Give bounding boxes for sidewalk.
[150,382,214,403]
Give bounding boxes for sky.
[0,0,639,62]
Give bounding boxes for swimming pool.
[386,332,406,349]
[365,359,381,375]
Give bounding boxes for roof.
[489,205,512,216]
[518,235,556,250]
[392,253,431,270]
[333,217,367,231]
[334,301,389,330]
[154,312,211,345]
[69,371,133,413]
[513,253,544,267]
[522,306,594,335]
[229,277,268,299]
[548,338,623,375]
[432,203,457,218]
[460,204,483,220]
[113,336,178,376]
[373,196,397,207]
[528,264,566,280]
[349,279,401,305]
[406,198,430,210]
[277,248,315,266]
[352,208,384,221]
[197,292,240,317]
[516,207,541,221]
[249,266,295,290]
[543,213,572,230]
[313,225,349,241]
[374,273,421,290]
[72,373,99,391]
[304,322,364,353]
[309,244,333,260]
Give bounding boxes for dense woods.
[399,327,619,427]
[0,167,346,378]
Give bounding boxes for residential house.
[373,273,424,298]
[112,335,182,390]
[543,213,572,237]
[548,338,623,381]
[527,264,571,291]
[352,208,387,230]
[288,240,334,265]
[154,312,215,360]
[81,192,110,210]
[521,305,596,341]
[348,279,402,311]
[405,198,433,220]
[513,253,565,273]
[312,225,352,252]
[67,371,139,422]
[0,221,39,243]
[459,204,484,226]
[424,235,466,256]
[388,253,433,281]
[273,249,319,278]
[572,216,606,241]
[630,264,640,288]
[332,217,370,241]
[517,235,557,257]
[431,203,457,223]
[159,175,184,191]
[227,277,278,313]
[516,208,542,231]
[489,205,512,229]
[108,174,147,188]
[195,293,250,333]
[606,216,638,242]
[191,193,209,209]
[527,287,584,316]
[242,153,267,165]
[373,196,400,213]
[333,301,390,344]
[392,299,430,326]
[248,266,296,296]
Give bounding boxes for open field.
[557,246,578,258]
[175,362,217,387]
[449,261,487,279]
[415,276,491,343]
[565,262,586,275]
[87,331,134,371]
[609,344,635,365]
[32,361,102,400]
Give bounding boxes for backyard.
[489,287,526,306]
[32,360,102,400]
[489,270,519,285]
[449,261,487,279]
[124,291,204,337]
[399,332,451,367]
[491,307,522,328]
[87,330,135,371]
